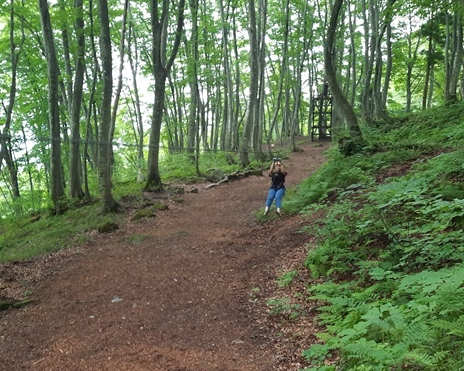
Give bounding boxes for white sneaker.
[276,208,282,216]
[264,207,269,215]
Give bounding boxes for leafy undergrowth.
[273,103,464,371]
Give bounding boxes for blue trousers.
[266,187,285,209]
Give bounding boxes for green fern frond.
[402,321,431,344]
[404,351,439,367]
[431,316,464,337]
[342,337,402,367]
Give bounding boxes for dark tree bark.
[422,17,434,110]
[127,11,146,182]
[111,0,130,140]
[324,0,363,139]
[240,0,259,167]
[186,0,200,160]
[38,0,66,214]
[0,0,25,212]
[69,0,86,200]
[59,0,71,111]
[97,0,120,212]
[372,0,396,122]
[218,0,234,152]
[445,10,463,105]
[252,0,267,160]
[145,0,185,191]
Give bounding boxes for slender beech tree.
[229,4,243,151]
[145,0,185,191]
[325,0,363,141]
[346,3,358,107]
[84,0,101,172]
[288,0,308,151]
[186,0,200,161]
[267,55,285,156]
[371,0,396,122]
[421,12,437,109]
[111,0,130,140]
[292,3,311,147]
[444,3,463,105]
[127,8,146,182]
[240,0,259,167]
[218,0,234,152]
[38,0,66,214]
[167,66,185,153]
[404,10,422,112]
[97,0,119,212]
[252,0,266,161]
[281,0,292,143]
[360,0,374,121]
[69,0,86,199]
[0,0,25,212]
[382,22,393,109]
[59,0,71,111]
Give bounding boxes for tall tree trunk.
[145,0,185,191]
[289,0,309,150]
[347,3,358,107]
[111,0,130,141]
[218,0,234,152]
[445,9,463,105]
[373,0,395,122]
[0,0,25,211]
[168,70,185,152]
[127,12,146,182]
[253,0,267,161]
[86,0,101,168]
[59,0,71,113]
[241,0,259,167]
[38,0,66,214]
[427,51,435,108]
[267,60,284,157]
[422,19,434,110]
[360,0,396,122]
[360,0,375,121]
[405,8,421,112]
[186,0,199,159]
[69,0,86,200]
[266,0,290,156]
[325,0,363,140]
[213,80,222,151]
[232,7,242,151]
[382,22,392,109]
[97,0,119,213]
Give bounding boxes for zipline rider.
[264,158,287,216]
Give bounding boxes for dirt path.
[0,139,329,371]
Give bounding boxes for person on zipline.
[264,158,287,216]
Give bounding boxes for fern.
[403,351,446,368]
[300,366,336,371]
[304,266,464,370]
[302,342,335,365]
[298,108,464,370]
[342,337,405,369]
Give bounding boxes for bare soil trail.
[0,139,330,371]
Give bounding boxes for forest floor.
[0,138,330,371]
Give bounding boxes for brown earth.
[0,138,330,371]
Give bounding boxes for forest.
[0,0,462,216]
[1,0,464,370]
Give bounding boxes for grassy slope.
[283,103,464,371]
